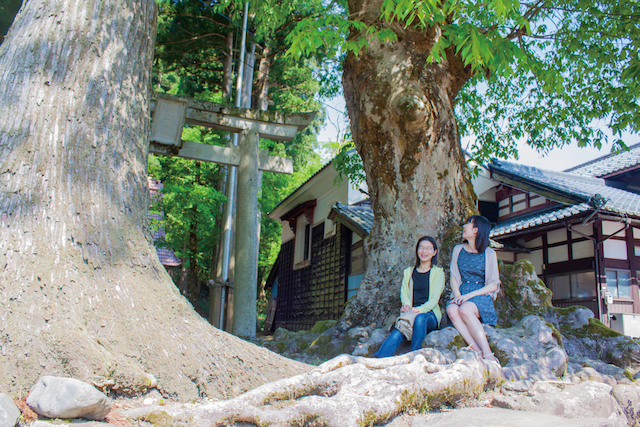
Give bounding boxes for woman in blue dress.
[375,236,445,357]
[446,215,501,363]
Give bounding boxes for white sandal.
[483,352,500,364]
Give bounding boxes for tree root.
[133,349,504,427]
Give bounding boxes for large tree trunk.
[254,45,272,111]
[341,0,477,328]
[0,0,308,399]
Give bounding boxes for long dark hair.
[414,236,438,268]
[468,215,491,253]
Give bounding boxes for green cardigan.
[399,265,445,325]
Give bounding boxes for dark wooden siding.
[273,223,350,331]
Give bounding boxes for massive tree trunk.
[341,0,477,327]
[254,45,272,111]
[0,0,308,399]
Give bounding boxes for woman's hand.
[410,307,420,314]
[451,294,471,305]
[400,304,411,313]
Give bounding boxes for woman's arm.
[399,268,413,312]
[416,268,445,313]
[449,246,462,299]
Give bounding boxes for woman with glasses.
[374,236,445,358]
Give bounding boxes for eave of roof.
[489,159,640,217]
[565,143,640,177]
[328,202,373,237]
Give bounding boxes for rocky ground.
[3,261,639,426]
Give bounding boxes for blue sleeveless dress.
[457,248,497,326]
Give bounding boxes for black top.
[412,268,431,307]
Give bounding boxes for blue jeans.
[374,312,438,358]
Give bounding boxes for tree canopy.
[288,0,639,165]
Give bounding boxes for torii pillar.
[149,93,315,337]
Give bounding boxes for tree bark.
[254,45,272,111]
[341,0,477,328]
[0,0,308,399]
[222,30,234,104]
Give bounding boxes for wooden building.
[266,145,640,335]
[266,159,371,331]
[477,145,640,333]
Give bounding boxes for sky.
[316,95,640,173]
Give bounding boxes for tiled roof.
[489,159,640,217]
[490,203,591,237]
[328,202,374,236]
[565,143,640,177]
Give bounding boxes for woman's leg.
[410,312,438,351]
[457,302,492,356]
[374,329,406,358]
[446,303,482,353]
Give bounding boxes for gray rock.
[491,380,626,422]
[544,305,594,330]
[568,366,617,387]
[352,328,387,356]
[0,394,20,427]
[611,384,640,427]
[410,407,625,427]
[423,326,460,349]
[26,376,112,420]
[488,316,568,381]
[495,260,553,327]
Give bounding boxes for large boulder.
[611,384,640,427]
[543,306,640,375]
[0,394,20,427]
[26,376,112,420]
[492,380,627,423]
[424,316,568,381]
[495,260,553,327]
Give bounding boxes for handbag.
[394,311,418,340]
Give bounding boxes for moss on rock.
[309,320,337,334]
[495,260,552,327]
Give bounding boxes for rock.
[611,384,640,427]
[495,260,553,327]
[567,365,617,387]
[410,407,625,427]
[0,394,20,427]
[544,305,594,330]
[352,328,387,357]
[26,376,112,420]
[491,380,627,423]
[556,317,640,372]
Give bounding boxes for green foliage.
[327,141,367,189]
[148,126,227,286]
[287,0,639,166]
[0,0,22,44]
[153,0,332,300]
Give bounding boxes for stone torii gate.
[149,93,315,337]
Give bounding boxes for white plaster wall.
[602,220,627,237]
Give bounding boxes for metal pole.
[219,2,249,328]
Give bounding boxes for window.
[293,215,313,268]
[303,223,311,261]
[548,271,596,300]
[606,270,631,298]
